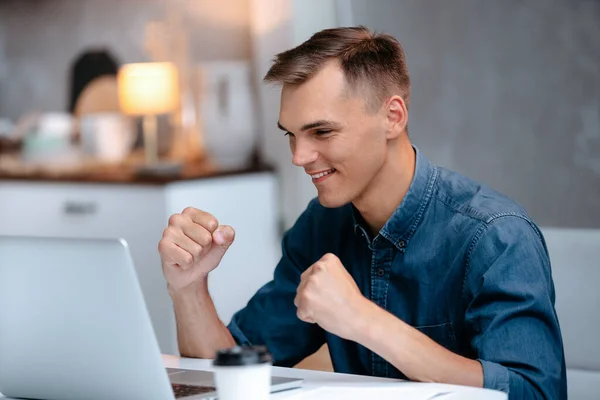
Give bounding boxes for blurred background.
[0,0,598,397]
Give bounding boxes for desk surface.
[163,355,507,399]
[0,355,506,399]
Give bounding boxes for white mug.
[79,113,135,163]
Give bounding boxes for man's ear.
[385,95,408,139]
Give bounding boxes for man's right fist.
[158,207,235,293]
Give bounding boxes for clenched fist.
[159,207,235,293]
[294,253,372,341]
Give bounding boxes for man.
[158,26,566,399]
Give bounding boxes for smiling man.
[158,26,566,399]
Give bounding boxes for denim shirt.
[228,147,567,399]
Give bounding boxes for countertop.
[0,153,274,185]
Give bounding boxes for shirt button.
[377,268,385,277]
[398,240,406,248]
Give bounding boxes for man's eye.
[284,132,294,137]
[315,130,332,136]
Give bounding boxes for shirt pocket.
[414,322,459,353]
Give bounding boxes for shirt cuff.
[226,316,252,346]
[478,359,511,394]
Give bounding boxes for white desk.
[0,355,506,399]
[163,355,507,400]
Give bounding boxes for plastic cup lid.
[213,345,272,366]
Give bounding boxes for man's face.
[278,61,389,208]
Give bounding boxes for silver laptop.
[0,236,302,400]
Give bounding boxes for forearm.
[353,301,483,387]
[170,278,235,359]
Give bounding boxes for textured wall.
[0,19,6,96]
[351,0,600,228]
[0,0,251,120]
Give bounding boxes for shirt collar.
[352,146,437,251]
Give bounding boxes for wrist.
[168,276,209,300]
[348,296,386,344]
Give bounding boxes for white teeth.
[311,169,335,179]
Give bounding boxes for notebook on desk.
[0,235,302,400]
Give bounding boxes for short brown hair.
[264,26,410,112]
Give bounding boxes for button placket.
[369,244,393,377]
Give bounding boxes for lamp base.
[143,114,159,165]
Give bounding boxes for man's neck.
[353,138,416,235]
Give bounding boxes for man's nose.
[291,138,318,167]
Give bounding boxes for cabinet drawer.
[0,182,164,239]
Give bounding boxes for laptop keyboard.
[172,383,216,398]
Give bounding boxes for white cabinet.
[0,172,280,355]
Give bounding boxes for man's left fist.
[294,253,370,340]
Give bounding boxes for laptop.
[0,236,303,400]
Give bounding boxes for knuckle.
[199,230,212,245]
[182,252,194,266]
[191,243,204,258]
[163,226,177,238]
[296,308,306,320]
[182,207,196,215]
[206,217,219,231]
[322,253,336,262]
[300,288,313,303]
[313,262,327,272]
[168,213,183,226]
[300,266,312,279]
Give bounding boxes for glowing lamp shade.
[117,62,179,164]
[118,62,179,115]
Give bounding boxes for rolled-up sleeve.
[464,215,567,399]
[227,200,326,367]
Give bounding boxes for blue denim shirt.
[228,147,567,399]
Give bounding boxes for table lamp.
[117,62,179,165]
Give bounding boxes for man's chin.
[316,192,349,208]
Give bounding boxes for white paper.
[280,386,453,400]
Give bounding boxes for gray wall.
[351,0,600,228]
[0,0,251,121]
[0,17,6,99]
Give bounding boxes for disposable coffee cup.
[213,346,272,400]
